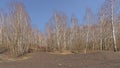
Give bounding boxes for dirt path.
[0,51,120,68]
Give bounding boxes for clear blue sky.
[0,0,105,32]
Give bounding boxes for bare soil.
[0,51,120,68]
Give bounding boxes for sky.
[0,0,105,32]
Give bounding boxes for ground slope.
[0,51,120,68]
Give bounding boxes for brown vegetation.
[44,0,120,53]
[0,0,120,57]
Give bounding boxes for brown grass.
[49,50,73,55]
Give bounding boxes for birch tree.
[70,15,79,51]
[110,0,120,51]
[7,2,32,56]
[0,10,4,47]
[84,8,93,53]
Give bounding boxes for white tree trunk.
[111,0,117,52]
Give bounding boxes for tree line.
[43,0,120,53]
[0,0,120,57]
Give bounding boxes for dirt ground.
[0,51,120,68]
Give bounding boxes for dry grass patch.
[50,50,73,55]
[0,53,31,62]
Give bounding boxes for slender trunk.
[85,27,89,54]
[63,30,66,50]
[92,30,95,50]
[100,24,103,50]
[110,0,117,52]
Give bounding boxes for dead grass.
[49,50,73,55]
[0,53,31,62]
[49,50,101,55]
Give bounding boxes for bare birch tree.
[110,0,120,51]
[84,8,93,53]
[6,2,32,56]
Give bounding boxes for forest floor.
[0,51,120,68]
